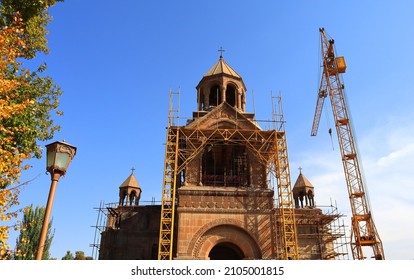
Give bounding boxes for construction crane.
[311,28,385,260]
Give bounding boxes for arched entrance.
[188,222,262,260]
[208,242,244,260]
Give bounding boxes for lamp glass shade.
[46,149,55,170]
[55,151,71,171]
[46,141,76,174]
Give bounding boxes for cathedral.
[97,54,347,260]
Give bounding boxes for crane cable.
[325,102,334,151]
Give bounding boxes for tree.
[0,0,64,59]
[61,250,74,260]
[0,0,63,259]
[14,205,54,260]
[62,250,93,260]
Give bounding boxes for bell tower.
[293,169,315,208]
[196,52,247,112]
[118,168,142,206]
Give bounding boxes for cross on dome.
[218,46,225,58]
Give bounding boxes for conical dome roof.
[293,172,314,190]
[203,55,241,79]
[293,171,316,208]
[119,173,140,189]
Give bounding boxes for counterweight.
[311,28,385,260]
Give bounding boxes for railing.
[202,175,247,187]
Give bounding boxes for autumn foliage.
[1,0,63,259]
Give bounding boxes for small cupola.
[196,52,247,112]
[293,169,315,208]
[118,168,142,206]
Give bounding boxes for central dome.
[196,55,247,112]
[203,56,241,79]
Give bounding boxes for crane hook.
[328,128,334,150]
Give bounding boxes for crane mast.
[311,28,385,260]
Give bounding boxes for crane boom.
[311,73,327,136]
[312,28,385,260]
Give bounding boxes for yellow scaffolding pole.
[272,95,298,260]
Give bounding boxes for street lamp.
[35,141,76,260]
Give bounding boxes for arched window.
[119,189,127,206]
[129,190,137,206]
[209,85,221,107]
[226,85,236,107]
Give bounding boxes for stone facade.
[99,205,160,260]
[175,186,275,259]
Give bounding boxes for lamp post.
[35,141,76,260]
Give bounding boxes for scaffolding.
[158,89,299,260]
[294,200,349,260]
[90,201,111,260]
[271,94,299,260]
[321,201,350,260]
[158,89,180,260]
[91,200,159,260]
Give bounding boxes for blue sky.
[8,0,414,260]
